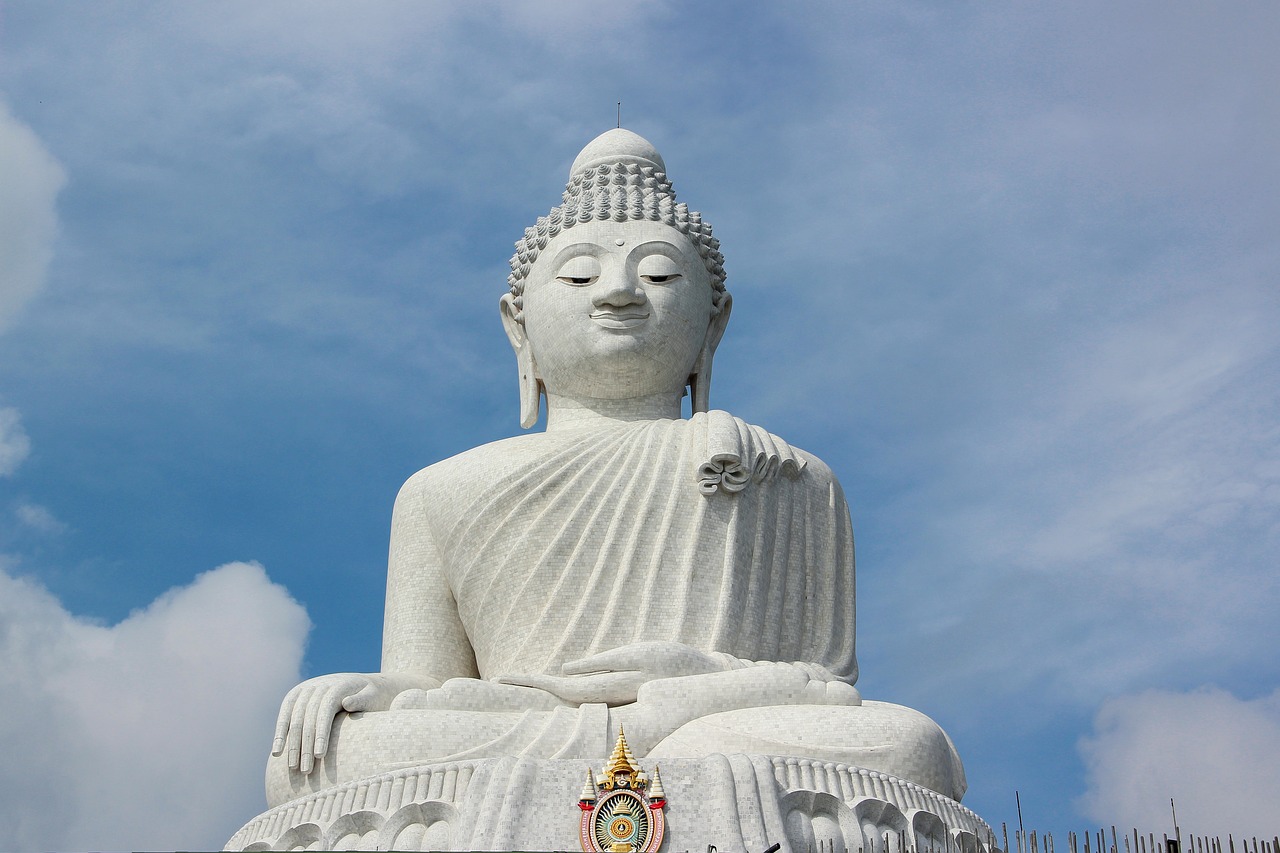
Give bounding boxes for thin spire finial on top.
[617,101,621,128]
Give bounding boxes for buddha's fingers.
[299,694,320,774]
[272,686,301,756]
[307,681,354,768]
[285,683,315,771]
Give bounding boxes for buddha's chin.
[566,335,648,366]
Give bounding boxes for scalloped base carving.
[226,755,996,852]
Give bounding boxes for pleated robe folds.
[387,411,858,686]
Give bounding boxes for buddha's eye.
[637,254,684,285]
[555,255,601,286]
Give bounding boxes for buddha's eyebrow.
[549,242,605,267]
[626,240,689,261]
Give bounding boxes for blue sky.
[1,2,1277,849]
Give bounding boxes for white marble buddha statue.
[264,129,966,811]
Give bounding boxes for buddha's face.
[510,221,720,402]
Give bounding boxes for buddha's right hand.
[271,673,431,774]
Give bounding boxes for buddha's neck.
[544,391,684,432]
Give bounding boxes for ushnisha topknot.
[506,129,727,321]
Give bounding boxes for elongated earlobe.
[691,292,732,415]
[690,348,714,415]
[500,293,543,429]
[516,346,542,428]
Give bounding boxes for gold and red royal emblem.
[578,728,666,853]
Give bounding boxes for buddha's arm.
[271,469,478,774]
[381,468,479,680]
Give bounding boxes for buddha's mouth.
[589,310,650,330]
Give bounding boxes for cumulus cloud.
[1078,687,1280,838]
[0,100,66,329]
[0,407,31,476]
[0,561,310,851]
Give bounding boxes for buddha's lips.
[590,310,650,329]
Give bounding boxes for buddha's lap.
[265,700,964,808]
[649,701,966,800]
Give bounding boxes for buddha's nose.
[592,271,646,308]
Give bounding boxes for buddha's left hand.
[495,641,725,706]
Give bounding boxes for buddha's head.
[502,129,731,428]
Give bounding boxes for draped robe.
[386,410,857,685]
[266,412,970,808]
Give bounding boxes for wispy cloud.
[1078,687,1280,838]
[0,100,65,330]
[15,502,66,534]
[0,407,31,476]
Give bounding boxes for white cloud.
[15,502,66,534]
[0,561,310,852]
[0,407,31,476]
[0,99,66,330]
[1078,687,1280,839]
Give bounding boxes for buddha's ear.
[691,292,732,415]
[500,293,541,429]
[705,291,732,355]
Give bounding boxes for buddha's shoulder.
[394,433,551,506]
[392,417,844,507]
[701,409,842,488]
[792,445,837,482]
[775,443,843,496]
